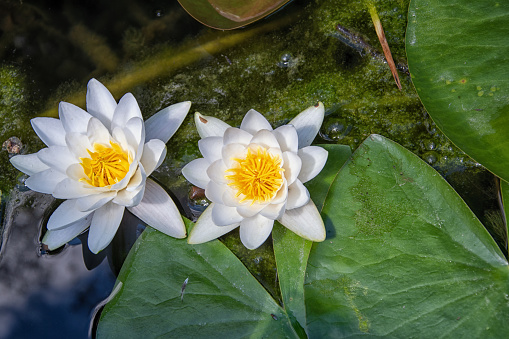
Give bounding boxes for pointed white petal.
[237,203,266,218]
[145,101,191,143]
[198,136,223,163]
[298,146,328,183]
[140,139,166,176]
[59,102,92,134]
[188,203,239,244]
[240,109,272,134]
[223,127,252,146]
[278,199,325,241]
[206,159,228,184]
[25,169,66,194]
[110,159,138,191]
[260,202,286,220]
[112,127,130,153]
[66,132,93,159]
[182,158,210,189]
[42,214,92,250]
[250,129,279,149]
[88,202,125,254]
[52,178,102,199]
[222,143,247,168]
[239,215,274,250]
[123,117,145,161]
[86,78,117,129]
[10,153,50,176]
[222,185,247,207]
[87,117,111,145]
[47,199,93,230]
[37,146,78,173]
[271,178,288,205]
[205,180,225,204]
[31,117,66,146]
[194,112,230,138]
[282,151,302,186]
[128,179,186,238]
[125,163,146,192]
[286,180,310,209]
[76,191,117,212]
[274,125,298,153]
[212,203,244,226]
[111,93,143,130]
[289,102,324,148]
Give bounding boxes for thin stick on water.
[367,3,402,90]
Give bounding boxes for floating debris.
[2,136,22,156]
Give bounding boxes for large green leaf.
[273,144,352,336]
[306,135,509,337]
[177,0,291,30]
[97,220,299,338]
[406,0,509,182]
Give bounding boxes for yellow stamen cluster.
[80,141,131,187]
[225,147,284,203]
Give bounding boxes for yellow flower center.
[80,141,131,187]
[225,147,284,203]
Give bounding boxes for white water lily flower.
[182,103,328,249]
[10,79,190,254]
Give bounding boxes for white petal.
[114,182,145,207]
[86,78,117,129]
[123,117,145,161]
[223,127,252,146]
[87,117,111,145]
[260,202,286,220]
[66,132,93,159]
[279,200,325,241]
[286,180,310,209]
[37,146,78,173]
[140,139,166,176]
[110,159,138,191]
[112,127,130,153]
[212,203,244,226]
[237,203,266,218]
[205,180,225,204]
[188,203,239,244]
[206,159,228,184]
[182,158,210,189]
[88,202,125,254]
[298,146,329,183]
[239,214,274,250]
[52,178,102,199]
[25,169,67,194]
[145,101,191,143]
[47,199,93,230]
[250,129,279,149]
[125,163,146,192]
[31,118,66,146]
[66,163,87,181]
[271,178,288,205]
[282,151,302,186]
[76,191,117,212]
[111,93,143,130]
[42,214,92,250]
[128,178,186,238]
[274,125,299,153]
[222,185,247,207]
[10,153,50,176]
[198,136,223,163]
[222,143,247,168]
[240,109,272,134]
[289,102,325,148]
[59,102,92,134]
[194,112,231,138]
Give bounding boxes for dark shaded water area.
[0,0,507,337]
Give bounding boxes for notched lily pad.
[177,0,292,29]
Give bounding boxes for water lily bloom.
[182,103,328,249]
[10,79,190,253]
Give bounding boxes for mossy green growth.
[0,65,43,192]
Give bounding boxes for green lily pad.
[98,136,508,337]
[305,135,509,337]
[406,0,509,182]
[177,0,291,29]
